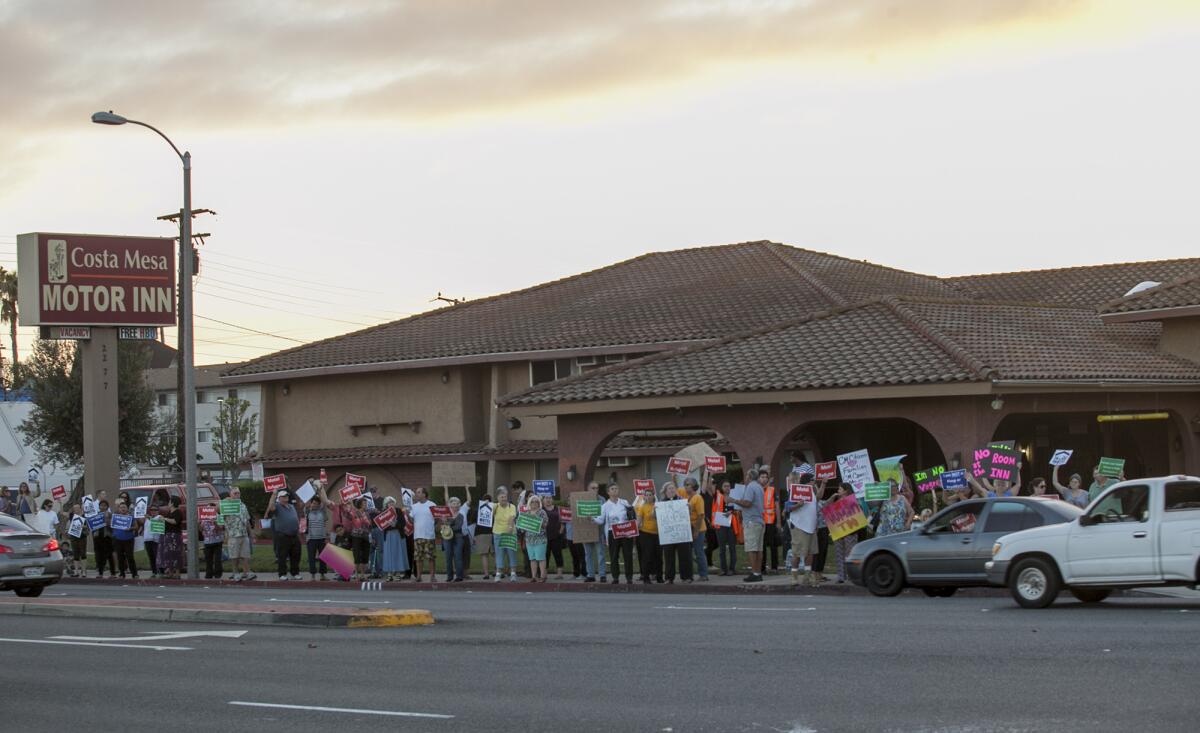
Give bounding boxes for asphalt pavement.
[2,584,1199,732]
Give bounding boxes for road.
[2,584,1198,732]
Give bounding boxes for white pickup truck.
[985,475,1200,608]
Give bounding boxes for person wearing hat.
[1051,464,1089,508]
[265,487,302,580]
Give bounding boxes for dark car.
[0,513,65,597]
[847,497,1083,597]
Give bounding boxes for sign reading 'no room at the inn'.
[17,233,176,327]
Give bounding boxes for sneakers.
[584,577,595,583]
[290,574,302,580]
[244,573,257,581]
[509,572,518,581]
[790,571,800,586]
[493,574,502,582]
[278,575,289,581]
[230,573,242,581]
[743,573,763,583]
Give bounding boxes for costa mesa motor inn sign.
[17,232,176,326]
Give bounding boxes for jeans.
[369,528,385,575]
[608,534,634,581]
[274,533,301,576]
[114,538,138,577]
[203,542,223,578]
[716,526,737,572]
[443,535,464,580]
[691,532,709,578]
[583,541,607,578]
[307,538,328,575]
[495,534,517,573]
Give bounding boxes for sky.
[1,0,1199,367]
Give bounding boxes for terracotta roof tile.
[946,258,1200,309]
[1098,272,1200,315]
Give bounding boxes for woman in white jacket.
[594,484,633,585]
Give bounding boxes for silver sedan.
[0,514,65,597]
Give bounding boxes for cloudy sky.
[1,0,1198,365]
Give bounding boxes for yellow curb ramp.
[345,609,434,628]
[0,600,435,629]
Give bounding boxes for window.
[1164,481,1200,512]
[196,391,209,404]
[983,502,1042,533]
[530,359,574,386]
[927,503,984,534]
[227,389,239,400]
[1087,484,1149,524]
[534,460,558,481]
[198,430,211,443]
[157,393,168,406]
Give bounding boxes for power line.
[192,289,374,327]
[193,338,279,352]
[194,272,402,323]
[201,249,391,294]
[194,315,309,343]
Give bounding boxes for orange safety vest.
[712,492,725,525]
[763,485,777,525]
[713,492,744,542]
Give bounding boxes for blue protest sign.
[533,480,556,497]
[86,513,107,531]
[940,469,967,491]
[111,514,133,531]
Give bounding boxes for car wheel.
[1009,557,1060,609]
[864,554,904,597]
[14,586,43,598]
[1069,588,1111,604]
[922,586,958,598]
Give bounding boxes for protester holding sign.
[578,481,608,583]
[783,472,820,586]
[264,489,303,581]
[156,497,185,579]
[1051,465,1089,508]
[222,488,255,581]
[731,468,769,583]
[109,502,140,579]
[658,485,693,584]
[472,493,495,579]
[408,488,438,582]
[302,482,331,581]
[92,499,115,578]
[517,495,550,582]
[1088,463,1124,503]
[492,488,519,582]
[828,483,863,583]
[596,484,634,585]
[343,497,373,581]
[634,489,662,584]
[66,503,88,577]
[542,498,567,580]
[379,496,411,581]
[442,497,467,583]
[712,481,737,576]
[200,510,225,580]
[683,478,709,582]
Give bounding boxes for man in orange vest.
[711,480,739,576]
[762,479,782,574]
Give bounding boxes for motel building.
[222,242,1200,501]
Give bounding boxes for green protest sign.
[864,482,892,502]
[516,512,544,534]
[220,498,241,516]
[1097,457,1125,478]
[149,518,166,534]
[576,500,602,517]
[497,533,518,550]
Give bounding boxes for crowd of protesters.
[1,453,1126,584]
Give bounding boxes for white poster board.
[712,511,732,528]
[251,461,265,482]
[431,461,477,487]
[837,449,875,497]
[476,502,494,529]
[133,497,148,519]
[654,500,692,545]
[295,481,316,504]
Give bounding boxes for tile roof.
[1098,272,1200,315]
[224,241,955,379]
[946,258,1200,309]
[501,298,1200,407]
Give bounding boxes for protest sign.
[263,474,288,493]
[68,517,84,538]
[318,543,355,580]
[50,485,66,502]
[988,448,1020,482]
[86,513,106,531]
[533,480,556,497]
[1049,449,1074,467]
[111,514,133,531]
[939,469,968,491]
[476,502,494,529]
[633,479,655,497]
[219,499,241,516]
[82,496,98,517]
[712,511,732,528]
[655,500,692,545]
[873,455,907,486]
[788,483,815,502]
[728,483,750,506]
[951,513,977,534]
[133,497,148,519]
[911,465,946,493]
[260,518,272,530]
[516,511,544,534]
[1097,457,1125,478]
[863,482,891,502]
[666,457,692,476]
[704,455,727,473]
[815,462,838,481]
[431,461,477,487]
[497,533,519,550]
[373,506,397,530]
[344,473,366,492]
[611,520,639,539]
[823,496,868,541]
[576,499,602,517]
[339,485,362,504]
[295,481,316,504]
[430,505,454,520]
[558,508,573,522]
[837,450,874,495]
[251,461,265,482]
[198,504,217,521]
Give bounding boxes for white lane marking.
[0,637,191,651]
[53,630,247,642]
[266,598,391,605]
[228,701,453,719]
[654,606,817,612]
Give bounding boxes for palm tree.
[0,268,18,384]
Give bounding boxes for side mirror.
[1078,514,1093,527]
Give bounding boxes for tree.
[0,268,19,384]
[20,339,158,470]
[210,397,257,482]
[146,408,180,468]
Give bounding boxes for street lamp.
[91,110,200,580]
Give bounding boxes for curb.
[0,600,434,628]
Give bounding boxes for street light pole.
[92,111,200,579]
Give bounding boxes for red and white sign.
[263,474,288,493]
[789,483,815,503]
[373,506,397,530]
[430,505,454,520]
[17,232,176,327]
[339,485,362,504]
[815,462,838,481]
[704,455,727,473]
[558,508,573,521]
[633,479,655,496]
[50,485,66,502]
[345,473,366,492]
[667,457,692,475]
[611,520,639,539]
[198,504,217,521]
